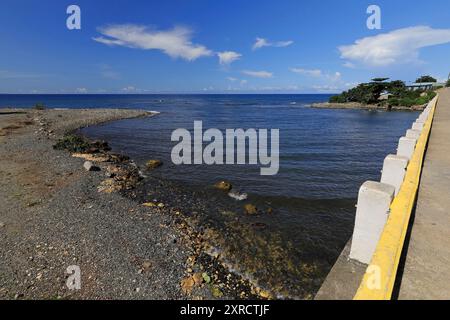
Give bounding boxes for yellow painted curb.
[354,95,439,300]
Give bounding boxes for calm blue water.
[0,94,419,297]
[0,94,418,199]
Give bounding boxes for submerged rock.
[109,153,130,164]
[244,204,258,215]
[214,181,232,192]
[146,160,163,169]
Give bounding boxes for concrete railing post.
[350,181,396,264]
[380,155,409,195]
[418,114,428,122]
[397,137,416,159]
[406,129,421,140]
[412,121,424,131]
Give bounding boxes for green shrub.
[386,90,436,107]
[446,79,450,87]
[388,98,400,106]
[53,134,91,153]
[427,91,437,99]
[329,95,347,103]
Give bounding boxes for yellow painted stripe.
[354,95,439,300]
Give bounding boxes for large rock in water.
[244,204,258,215]
[146,160,163,169]
[214,181,232,191]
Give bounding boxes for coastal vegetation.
[329,77,438,109]
[415,75,437,83]
[446,79,450,87]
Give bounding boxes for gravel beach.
[0,108,256,300]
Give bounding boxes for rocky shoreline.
[0,107,264,300]
[310,102,426,111]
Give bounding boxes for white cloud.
[252,37,293,50]
[290,68,323,77]
[242,70,273,78]
[345,82,358,88]
[121,86,137,92]
[93,24,213,61]
[75,88,88,93]
[253,38,269,50]
[290,68,341,81]
[339,26,450,67]
[343,61,356,69]
[226,77,247,86]
[328,71,341,81]
[217,51,242,65]
[312,85,340,93]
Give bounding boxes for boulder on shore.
[83,161,100,172]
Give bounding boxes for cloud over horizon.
[290,68,341,81]
[252,37,293,50]
[242,70,273,78]
[339,26,450,67]
[93,24,213,61]
[290,68,323,77]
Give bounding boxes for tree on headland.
[329,79,405,104]
[415,75,437,83]
[371,77,390,82]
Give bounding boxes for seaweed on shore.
[53,134,112,154]
[53,134,91,153]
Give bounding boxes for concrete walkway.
[398,88,450,300]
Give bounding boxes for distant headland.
[312,75,450,111]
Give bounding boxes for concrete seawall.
[315,94,440,300]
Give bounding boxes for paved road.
[398,88,450,300]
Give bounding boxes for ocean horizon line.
[0,92,337,96]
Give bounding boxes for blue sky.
[1,0,450,94]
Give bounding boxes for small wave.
[228,191,248,201]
